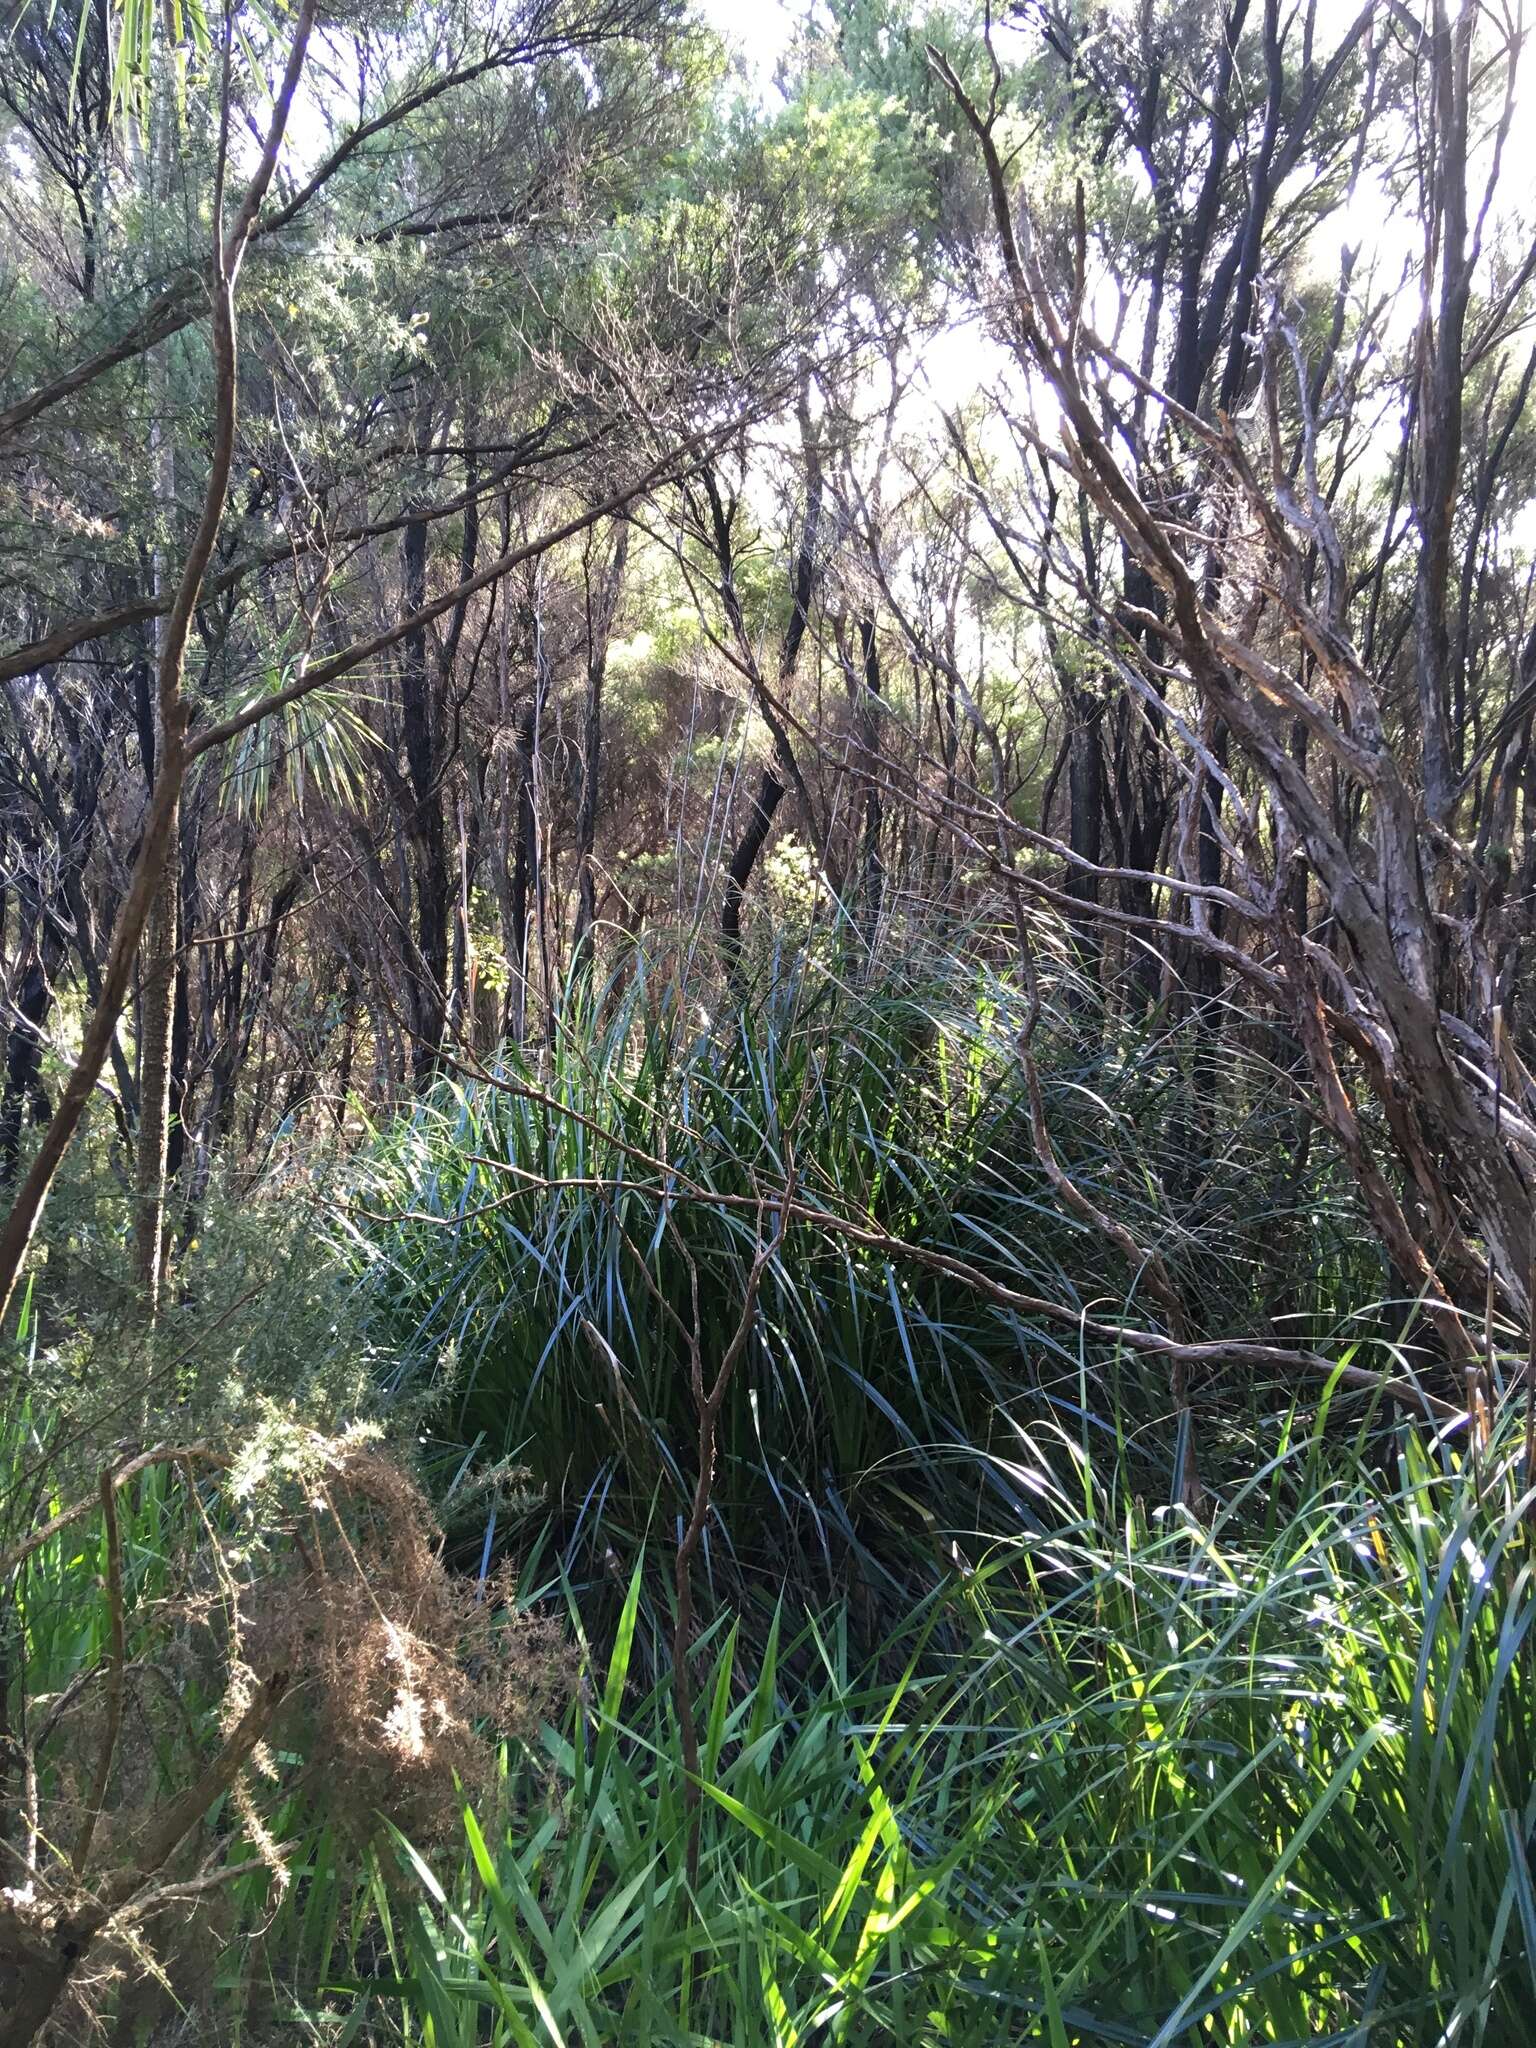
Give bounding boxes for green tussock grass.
[344,931,1384,1621]
[266,1406,1536,2046]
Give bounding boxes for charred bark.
[400,507,450,1083]
[573,522,630,965]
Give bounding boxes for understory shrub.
[0,1414,573,2045]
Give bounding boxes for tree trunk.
[0,943,55,1185]
[857,616,884,951]
[132,821,177,1313]
[508,691,538,1043]
[721,769,787,967]
[0,0,315,1330]
[573,522,630,966]
[401,507,449,1084]
[1065,683,1104,986]
[713,380,823,967]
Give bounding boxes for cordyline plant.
[931,16,1536,1363]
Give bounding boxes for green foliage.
[347,928,1380,1618]
[215,648,376,822]
[0,940,1517,2044]
[15,1312,1534,2041]
[16,1131,383,1462]
[260,1411,1536,2044]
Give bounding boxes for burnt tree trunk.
[721,770,788,960]
[1065,683,1105,984]
[573,522,630,966]
[400,507,449,1084]
[857,615,884,947]
[0,947,56,1185]
[507,690,538,1043]
[715,385,824,973]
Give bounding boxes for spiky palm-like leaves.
[348,937,1379,1607]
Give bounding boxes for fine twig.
[0,1445,227,1581]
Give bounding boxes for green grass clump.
[347,938,1377,1614]
[11,1381,1536,2042]
[301,1410,1536,2046]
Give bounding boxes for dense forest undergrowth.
[6,0,1536,2037]
[5,929,1534,2043]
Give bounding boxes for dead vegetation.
[0,1422,576,2044]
